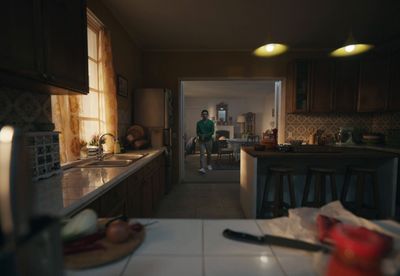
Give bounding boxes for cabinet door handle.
[49,75,55,81]
[42,73,48,79]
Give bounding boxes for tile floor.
[154,183,245,219]
[154,152,244,219]
[184,154,239,183]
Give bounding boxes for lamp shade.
[236,115,246,123]
[331,33,373,57]
[253,43,288,57]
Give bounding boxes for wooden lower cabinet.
[76,154,166,218]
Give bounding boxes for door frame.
[178,77,287,184]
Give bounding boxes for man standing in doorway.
[197,109,214,174]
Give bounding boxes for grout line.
[119,250,134,276]
[254,220,288,276]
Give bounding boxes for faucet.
[98,133,115,160]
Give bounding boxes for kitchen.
[1,0,400,275]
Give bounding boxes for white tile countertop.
[33,148,165,217]
[66,219,319,276]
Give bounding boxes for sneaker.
[207,165,213,171]
[198,168,206,174]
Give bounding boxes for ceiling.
[183,80,275,98]
[101,0,400,51]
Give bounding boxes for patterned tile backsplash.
[285,112,400,142]
[0,86,53,131]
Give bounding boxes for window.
[79,16,106,142]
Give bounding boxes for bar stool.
[341,167,379,218]
[302,167,338,207]
[260,166,296,218]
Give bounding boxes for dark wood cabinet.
[125,171,144,218]
[42,0,88,93]
[358,56,390,112]
[387,51,400,111]
[0,0,88,95]
[332,59,359,112]
[72,154,166,218]
[288,59,334,113]
[0,0,43,80]
[98,181,126,217]
[310,60,334,112]
[292,60,312,113]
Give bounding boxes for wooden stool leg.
[260,172,272,217]
[341,169,351,203]
[288,174,296,208]
[271,174,282,217]
[372,172,380,212]
[330,174,338,201]
[355,173,364,211]
[278,174,284,209]
[314,173,321,206]
[320,174,326,206]
[302,170,312,206]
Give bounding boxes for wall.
[285,112,400,143]
[184,95,275,139]
[141,50,308,182]
[0,87,52,131]
[285,113,373,142]
[88,0,141,136]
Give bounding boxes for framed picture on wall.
[117,74,128,97]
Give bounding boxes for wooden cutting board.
[64,227,145,270]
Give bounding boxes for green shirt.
[196,119,214,142]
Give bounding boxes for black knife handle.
[223,229,265,244]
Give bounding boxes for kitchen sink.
[78,153,148,168]
[82,160,134,167]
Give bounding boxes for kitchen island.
[240,147,399,219]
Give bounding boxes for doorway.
[179,79,285,183]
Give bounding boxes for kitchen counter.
[332,143,400,155]
[66,219,315,276]
[242,146,398,158]
[66,218,400,276]
[240,147,399,218]
[33,148,165,217]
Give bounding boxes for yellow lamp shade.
[236,115,246,123]
[330,43,373,57]
[253,43,288,57]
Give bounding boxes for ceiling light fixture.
[253,43,288,57]
[331,33,373,57]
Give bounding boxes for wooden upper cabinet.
[288,60,312,113]
[309,60,334,112]
[0,0,43,80]
[358,56,389,112]
[0,0,88,95]
[42,0,88,94]
[387,51,400,111]
[332,59,359,112]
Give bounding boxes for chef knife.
[223,229,331,253]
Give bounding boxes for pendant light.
[331,32,373,57]
[253,1,288,57]
[253,43,288,57]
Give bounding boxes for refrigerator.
[134,88,173,192]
